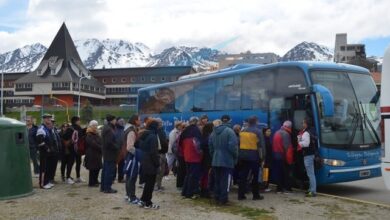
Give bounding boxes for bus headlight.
[323,159,346,166]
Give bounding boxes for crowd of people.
[26,113,319,210]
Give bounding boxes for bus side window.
[241,70,273,110]
[215,76,241,110]
[194,80,216,111]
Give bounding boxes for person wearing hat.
[179,116,202,199]
[85,120,103,187]
[209,115,238,205]
[101,114,119,193]
[26,116,39,178]
[36,114,60,189]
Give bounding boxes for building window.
[161,77,166,82]
[150,76,156,82]
[131,77,136,82]
[102,79,106,83]
[112,78,117,83]
[121,78,127,83]
[141,76,145,82]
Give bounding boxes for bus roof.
[139,61,369,92]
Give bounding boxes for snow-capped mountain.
[75,39,153,69]
[281,41,333,62]
[150,46,219,71]
[0,40,336,73]
[0,43,47,72]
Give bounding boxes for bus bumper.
[316,163,382,185]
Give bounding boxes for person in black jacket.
[71,116,86,183]
[200,122,214,198]
[155,118,168,191]
[138,119,160,209]
[85,120,103,187]
[101,114,119,193]
[26,116,39,177]
[60,123,75,184]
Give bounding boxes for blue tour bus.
[137,62,382,185]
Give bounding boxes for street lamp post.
[78,75,91,117]
[1,71,4,117]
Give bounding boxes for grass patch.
[191,198,275,220]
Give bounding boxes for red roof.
[371,72,381,85]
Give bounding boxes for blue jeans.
[213,167,231,203]
[304,155,316,193]
[182,162,202,198]
[101,161,116,192]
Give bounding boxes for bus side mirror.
[312,84,334,117]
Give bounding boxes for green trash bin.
[0,117,33,200]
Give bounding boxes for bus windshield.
[311,71,381,148]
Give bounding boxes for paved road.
[318,177,390,205]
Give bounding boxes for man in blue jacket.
[209,115,238,205]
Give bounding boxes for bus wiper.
[348,102,360,146]
[359,101,381,145]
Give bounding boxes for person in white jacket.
[298,118,317,197]
[167,121,184,174]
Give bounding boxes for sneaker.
[42,184,52,189]
[144,203,160,209]
[34,174,40,178]
[164,176,170,180]
[130,198,140,205]
[66,178,75,185]
[137,201,145,207]
[305,191,316,197]
[276,190,283,194]
[191,194,200,199]
[283,190,293,195]
[264,188,272,192]
[75,177,85,183]
[48,183,54,187]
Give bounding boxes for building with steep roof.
[1,23,194,108]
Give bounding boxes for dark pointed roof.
[42,22,83,64]
[15,23,103,90]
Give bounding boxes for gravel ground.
[1,167,389,220]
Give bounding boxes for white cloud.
[0,0,390,55]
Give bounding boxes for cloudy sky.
[0,0,390,56]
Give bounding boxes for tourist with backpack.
[298,118,317,197]
[123,115,142,204]
[180,117,203,199]
[167,121,184,176]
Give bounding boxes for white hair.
[89,120,98,127]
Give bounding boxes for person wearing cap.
[167,121,184,176]
[85,120,103,187]
[237,116,265,201]
[272,120,294,194]
[179,116,202,199]
[101,114,119,193]
[36,114,60,189]
[209,116,238,205]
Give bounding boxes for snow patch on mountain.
[282,41,333,62]
[0,43,47,72]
